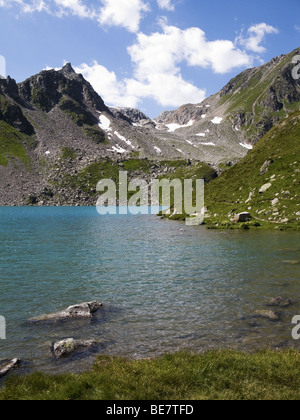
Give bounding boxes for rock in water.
[0,358,21,378]
[255,310,280,321]
[29,301,103,322]
[53,338,97,359]
[266,297,292,308]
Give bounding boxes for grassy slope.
[204,111,300,230]
[0,120,35,169]
[1,350,299,400]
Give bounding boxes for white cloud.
[0,0,49,13]
[237,23,279,53]
[74,61,140,108]
[98,0,150,33]
[73,21,277,109]
[54,0,95,19]
[0,0,150,32]
[73,60,205,110]
[126,73,206,107]
[128,24,252,77]
[156,0,174,11]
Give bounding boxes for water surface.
[0,207,299,373]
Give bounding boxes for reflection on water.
[0,207,299,374]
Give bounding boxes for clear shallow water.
[0,207,299,374]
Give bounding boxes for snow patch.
[196,133,206,137]
[201,114,206,119]
[114,131,134,148]
[200,142,215,146]
[240,143,253,150]
[108,145,127,154]
[211,117,223,124]
[154,146,162,154]
[98,113,111,132]
[166,120,194,132]
[45,151,50,156]
[186,140,194,145]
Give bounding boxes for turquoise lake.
[0,207,299,374]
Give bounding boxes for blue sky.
[0,0,299,117]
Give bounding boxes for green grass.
[1,350,299,400]
[60,147,77,160]
[82,126,106,144]
[60,160,121,194]
[0,120,35,168]
[165,161,217,184]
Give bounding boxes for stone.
[260,160,273,175]
[53,338,97,359]
[233,212,252,223]
[29,301,103,322]
[282,260,300,265]
[255,310,280,321]
[266,297,292,308]
[271,198,279,206]
[259,183,272,193]
[0,358,21,378]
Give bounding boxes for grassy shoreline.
[1,350,300,400]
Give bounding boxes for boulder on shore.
[0,358,21,378]
[52,338,98,359]
[29,301,103,322]
[233,212,252,223]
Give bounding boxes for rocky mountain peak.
[109,107,150,124]
[60,62,76,76]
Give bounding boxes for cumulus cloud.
[0,0,50,13]
[121,23,256,107]
[72,60,205,109]
[237,23,279,53]
[128,23,252,77]
[74,61,140,108]
[71,21,278,109]
[0,0,150,32]
[98,0,150,33]
[156,0,174,11]
[126,74,206,108]
[54,0,95,19]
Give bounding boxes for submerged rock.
[53,338,98,359]
[0,358,21,378]
[29,301,103,322]
[282,260,300,265]
[266,297,292,308]
[255,310,280,321]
